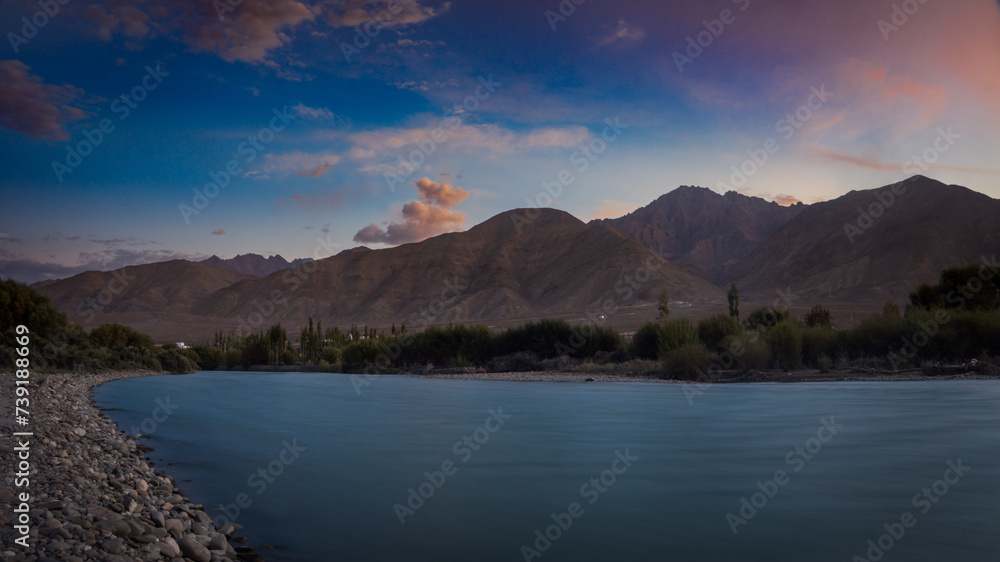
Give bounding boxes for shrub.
[697,314,740,350]
[801,327,839,367]
[659,318,698,354]
[489,352,538,373]
[768,320,803,370]
[320,345,343,365]
[804,305,832,328]
[743,307,790,331]
[725,333,771,370]
[662,342,710,380]
[630,323,663,360]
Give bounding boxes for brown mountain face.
[732,176,1000,302]
[591,185,804,284]
[37,260,252,317]
[200,253,313,277]
[196,208,724,331]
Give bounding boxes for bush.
[342,339,385,368]
[659,318,699,354]
[320,345,343,365]
[743,307,790,331]
[697,314,740,350]
[725,334,771,370]
[630,323,663,360]
[805,305,832,328]
[90,323,155,350]
[768,320,803,370]
[802,327,839,368]
[489,352,538,373]
[662,342,710,380]
[192,346,224,370]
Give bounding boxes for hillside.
[591,186,804,283]
[732,176,1000,301]
[37,260,252,317]
[196,208,724,329]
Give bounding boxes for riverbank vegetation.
[3,263,998,379]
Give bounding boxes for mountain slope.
[732,176,1000,301]
[201,253,313,277]
[591,186,805,283]
[195,208,724,328]
[37,260,252,316]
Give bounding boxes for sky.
[1,0,999,283]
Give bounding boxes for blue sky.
[1,0,999,283]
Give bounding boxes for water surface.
[95,373,1000,561]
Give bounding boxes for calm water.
[95,373,1000,562]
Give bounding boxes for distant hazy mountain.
[731,176,1000,302]
[591,186,804,284]
[38,260,251,316]
[200,253,313,277]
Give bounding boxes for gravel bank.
[0,371,262,562]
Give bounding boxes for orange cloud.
[212,229,225,235]
[772,194,801,206]
[296,162,336,178]
[353,178,468,245]
[588,200,635,220]
[415,177,468,207]
[810,145,999,175]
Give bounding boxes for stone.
[207,533,228,552]
[102,537,124,555]
[177,536,211,562]
[156,537,181,558]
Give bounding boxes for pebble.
[0,371,264,561]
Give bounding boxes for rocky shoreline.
[0,371,263,562]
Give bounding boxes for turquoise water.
[95,373,1000,561]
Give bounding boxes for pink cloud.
[0,61,87,141]
[353,177,468,245]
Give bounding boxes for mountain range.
[200,253,314,277]
[34,176,1000,341]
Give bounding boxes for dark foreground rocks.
[0,371,264,562]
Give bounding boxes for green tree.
[657,290,670,321]
[727,283,740,324]
[882,300,901,319]
[804,305,832,328]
